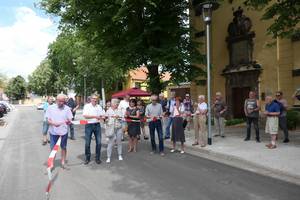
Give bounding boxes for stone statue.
[228,7,252,37]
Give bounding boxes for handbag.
[106,118,116,138]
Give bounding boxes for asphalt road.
[0,106,300,200]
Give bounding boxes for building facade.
[190,1,300,118]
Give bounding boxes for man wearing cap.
[212,92,227,138]
[83,95,105,164]
[45,94,73,168]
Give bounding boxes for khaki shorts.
[265,116,279,135]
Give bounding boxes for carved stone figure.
[228,7,252,37]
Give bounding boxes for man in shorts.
[264,95,281,149]
[46,94,73,168]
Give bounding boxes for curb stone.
[165,140,300,186]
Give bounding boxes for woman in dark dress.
[171,97,186,154]
[125,99,140,152]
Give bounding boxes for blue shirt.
[265,101,280,113]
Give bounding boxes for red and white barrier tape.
[71,117,162,125]
[46,136,61,198]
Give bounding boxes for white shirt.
[45,104,73,136]
[83,103,105,123]
[198,102,208,111]
[118,100,129,117]
[172,104,185,117]
[106,107,122,118]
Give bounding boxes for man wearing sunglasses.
[275,91,289,143]
[83,94,105,164]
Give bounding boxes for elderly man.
[264,95,281,149]
[213,92,227,138]
[193,95,208,147]
[45,94,73,168]
[118,94,130,140]
[145,94,165,156]
[275,91,289,143]
[83,94,105,165]
[244,91,260,142]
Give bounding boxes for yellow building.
[190,1,300,118]
[124,66,171,96]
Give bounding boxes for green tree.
[0,73,8,89]
[40,0,205,94]
[47,30,125,96]
[5,75,27,100]
[243,0,300,38]
[28,60,58,96]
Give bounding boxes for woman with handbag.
[105,99,123,163]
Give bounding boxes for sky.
[0,0,58,78]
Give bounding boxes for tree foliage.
[40,0,205,94]
[0,73,8,89]
[242,0,300,38]
[28,60,59,95]
[5,76,27,100]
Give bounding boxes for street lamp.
[83,74,87,105]
[194,0,219,145]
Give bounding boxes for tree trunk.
[147,64,163,95]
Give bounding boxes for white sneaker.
[118,155,123,161]
[106,158,111,163]
[170,149,175,153]
[180,150,185,154]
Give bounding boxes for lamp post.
[83,74,87,105]
[194,0,219,145]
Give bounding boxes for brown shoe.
[265,143,273,148]
[192,142,199,146]
[268,145,277,149]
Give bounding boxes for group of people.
[41,89,292,168]
[244,91,290,149]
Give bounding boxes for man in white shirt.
[193,95,208,147]
[118,94,130,139]
[145,94,165,155]
[83,95,105,164]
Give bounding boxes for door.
[232,87,250,118]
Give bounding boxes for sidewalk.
[174,124,300,185]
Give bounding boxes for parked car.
[0,101,12,112]
[0,106,4,118]
[0,103,7,114]
[36,102,44,110]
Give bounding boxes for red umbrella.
[112,87,151,98]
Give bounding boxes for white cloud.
[0,7,57,78]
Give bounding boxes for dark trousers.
[69,123,75,138]
[279,116,289,140]
[149,120,164,152]
[246,117,260,140]
[85,123,101,161]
